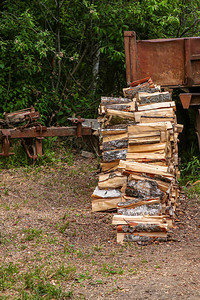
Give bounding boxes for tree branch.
[180,18,200,37]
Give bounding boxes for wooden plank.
[100,160,119,172]
[112,214,173,227]
[98,175,127,189]
[128,136,161,145]
[137,101,175,111]
[128,122,173,134]
[126,152,166,161]
[139,117,175,124]
[118,198,160,209]
[92,197,122,212]
[134,108,175,123]
[103,133,128,143]
[118,160,173,177]
[91,186,121,198]
[106,109,135,120]
[128,131,161,138]
[128,142,167,153]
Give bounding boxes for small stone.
[81,150,95,159]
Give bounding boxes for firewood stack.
[91,77,183,243]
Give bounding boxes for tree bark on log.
[101,97,131,104]
[102,139,128,151]
[137,92,172,104]
[103,149,127,162]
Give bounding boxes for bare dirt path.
[0,156,200,299]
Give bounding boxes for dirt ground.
[0,155,200,299]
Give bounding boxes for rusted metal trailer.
[124,31,200,88]
[124,31,200,148]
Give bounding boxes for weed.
[93,243,104,252]
[4,189,8,196]
[22,266,73,299]
[76,250,83,258]
[155,264,160,269]
[0,262,19,291]
[63,243,75,256]
[184,182,200,201]
[128,268,138,275]
[56,221,70,234]
[100,264,124,276]
[76,271,91,283]
[96,279,103,284]
[54,263,76,281]
[47,236,58,245]
[22,228,43,241]
[180,156,200,184]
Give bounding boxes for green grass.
[184,182,200,201]
[0,262,19,291]
[22,228,43,241]
[100,264,124,276]
[0,263,74,299]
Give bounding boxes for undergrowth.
[0,137,75,170]
[179,155,200,185]
[184,183,200,201]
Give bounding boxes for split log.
[103,133,128,143]
[175,124,184,133]
[91,186,121,198]
[100,160,120,172]
[102,139,128,151]
[127,174,170,192]
[117,223,167,233]
[118,198,161,209]
[128,122,173,134]
[136,91,172,104]
[101,97,131,105]
[128,142,167,153]
[134,108,175,123]
[139,116,175,124]
[92,197,122,212]
[125,180,163,199]
[103,149,127,162]
[112,215,173,228]
[101,128,127,136]
[137,101,175,111]
[129,77,154,87]
[98,172,127,189]
[126,152,166,161]
[118,160,173,178]
[106,109,135,120]
[123,83,160,99]
[117,232,167,243]
[117,204,161,216]
[3,107,39,126]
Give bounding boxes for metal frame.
[0,121,92,159]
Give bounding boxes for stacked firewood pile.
[91,77,183,243]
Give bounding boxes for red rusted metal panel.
[180,93,200,108]
[124,31,200,87]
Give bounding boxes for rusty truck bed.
[124,31,200,88]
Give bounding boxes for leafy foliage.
[180,156,200,184]
[0,0,200,125]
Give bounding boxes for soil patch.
[0,156,200,299]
